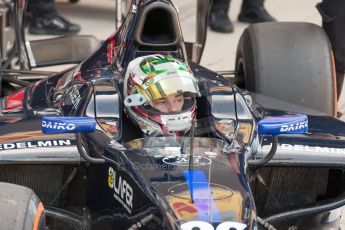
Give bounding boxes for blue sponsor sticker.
[183,170,221,222]
[258,114,308,135]
[42,117,96,134]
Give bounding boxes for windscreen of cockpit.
[124,137,232,157]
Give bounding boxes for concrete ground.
[27,0,345,228]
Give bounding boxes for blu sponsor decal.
[108,167,133,214]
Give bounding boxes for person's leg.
[209,0,233,33]
[317,0,345,98]
[210,0,230,12]
[27,0,57,18]
[238,0,275,23]
[28,0,81,35]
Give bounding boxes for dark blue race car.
[0,0,344,229]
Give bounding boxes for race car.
[0,0,345,229]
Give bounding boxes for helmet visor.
[143,76,199,101]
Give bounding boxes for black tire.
[235,22,336,116]
[0,182,46,230]
[69,0,79,3]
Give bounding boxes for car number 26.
[181,221,247,230]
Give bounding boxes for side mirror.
[42,116,106,164]
[42,117,96,134]
[250,114,308,166]
[258,114,308,136]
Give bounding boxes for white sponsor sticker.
[162,155,211,166]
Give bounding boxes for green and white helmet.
[124,54,200,135]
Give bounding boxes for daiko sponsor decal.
[108,167,133,214]
[280,120,308,132]
[0,140,72,150]
[42,120,76,131]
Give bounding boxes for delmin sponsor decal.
[108,167,133,214]
[0,140,72,150]
[0,131,74,143]
[279,143,345,154]
[261,143,345,154]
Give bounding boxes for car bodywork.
[1,0,345,229]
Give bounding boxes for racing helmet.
[124,54,200,136]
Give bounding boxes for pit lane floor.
[27,0,345,227]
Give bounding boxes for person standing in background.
[27,0,81,35]
[317,0,345,98]
[209,0,275,33]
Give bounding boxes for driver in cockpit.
[123,54,200,137]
